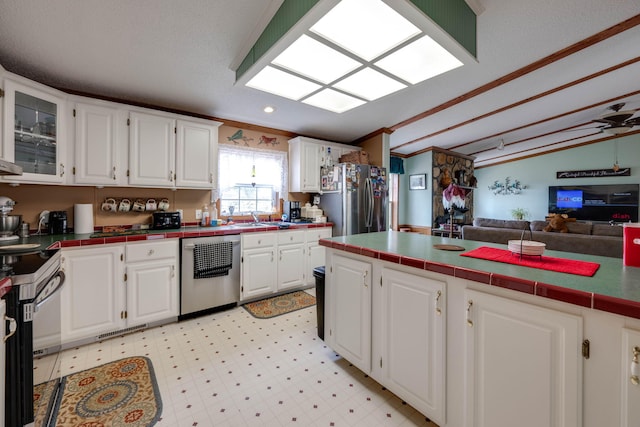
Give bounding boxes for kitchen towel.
[193,241,233,278]
[74,204,94,234]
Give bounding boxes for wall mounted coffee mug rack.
[101,197,171,213]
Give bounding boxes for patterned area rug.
[42,356,162,426]
[243,290,316,319]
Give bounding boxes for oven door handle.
[35,270,66,311]
[3,314,17,342]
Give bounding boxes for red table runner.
[461,246,600,277]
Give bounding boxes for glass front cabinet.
[2,79,66,183]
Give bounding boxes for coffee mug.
[146,199,157,211]
[158,198,170,211]
[119,198,131,212]
[101,198,117,212]
[132,199,146,212]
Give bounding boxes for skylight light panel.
[333,67,406,101]
[246,66,321,100]
[375,35,463,84]
[302,88,366,113]
[272,34,362,84]
[310,0,421,61]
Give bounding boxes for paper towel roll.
[74,204,94,234]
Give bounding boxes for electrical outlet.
[195,209,202,220]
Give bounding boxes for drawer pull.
[148,249,155,256]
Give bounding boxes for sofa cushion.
[592,223,623,237]
[473,218,530,230]
[530,220,547,232]
[566,222,592,235]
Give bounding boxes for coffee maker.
[48,211,67,234]
[283,201,301,222]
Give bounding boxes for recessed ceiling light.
[263,105,275,113]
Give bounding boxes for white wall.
[472,134,640,220]
[399,152,433,226]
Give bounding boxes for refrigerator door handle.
[365,177,374,228]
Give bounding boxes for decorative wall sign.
[409,173,427,190]
[556,168,631,179]
[488,177,527,195]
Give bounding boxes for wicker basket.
[339,150,369,165]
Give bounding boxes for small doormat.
[243,290,316,319]
[41,356,162,426]
[461,246,600,277]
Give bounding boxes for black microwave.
[151,212,181,230]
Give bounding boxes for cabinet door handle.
[113,166,117,180]
[209,173,213,184]
[466,300,474,327]
[435,290,442,316]
[363,270,368,288]
[3,314,17,342]
[279,250,282,261]
[171,265,175,278]
[631,346,640,386]
[59,163,65,177]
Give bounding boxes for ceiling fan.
[592,103,640,135]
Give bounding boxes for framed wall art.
[409,173,427,190]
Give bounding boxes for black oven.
[3,249,64,427]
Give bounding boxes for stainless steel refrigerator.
[319,163,387,236]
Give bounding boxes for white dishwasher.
[180,234,240,317]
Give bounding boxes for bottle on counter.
[201,205,210,227]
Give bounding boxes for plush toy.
[543,213,576,233]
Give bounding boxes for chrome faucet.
[251,211,260,224]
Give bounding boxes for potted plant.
[510,207,529,220]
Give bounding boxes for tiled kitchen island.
[320,231,640,427]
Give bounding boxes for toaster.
[151,211,181,230]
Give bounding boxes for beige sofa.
[461,218,623,258]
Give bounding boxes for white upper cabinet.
[289,136,361,193]
[72,100,127,186]
[129,112,220,189]
[175,119,220,188]
[289,136,323,193]
[129,111,176,187]
[2,78,67,184]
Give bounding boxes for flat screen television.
[548,184,639,222]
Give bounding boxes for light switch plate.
[195,209,202,220]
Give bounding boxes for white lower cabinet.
[277,230,305,291]
[464,288,582,427]
[61,240,179,347]
[379,268,446,426]
[240,232,277,300]
[622,328,640,427]
[125,240,179,325]
[240,227,332,300]
[61,244,125,345]
[327,253,372,373]
[305,227,332,286]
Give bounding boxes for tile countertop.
[319,231,640,320]
[21,222,333,249]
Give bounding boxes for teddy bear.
[543,213,576,233]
